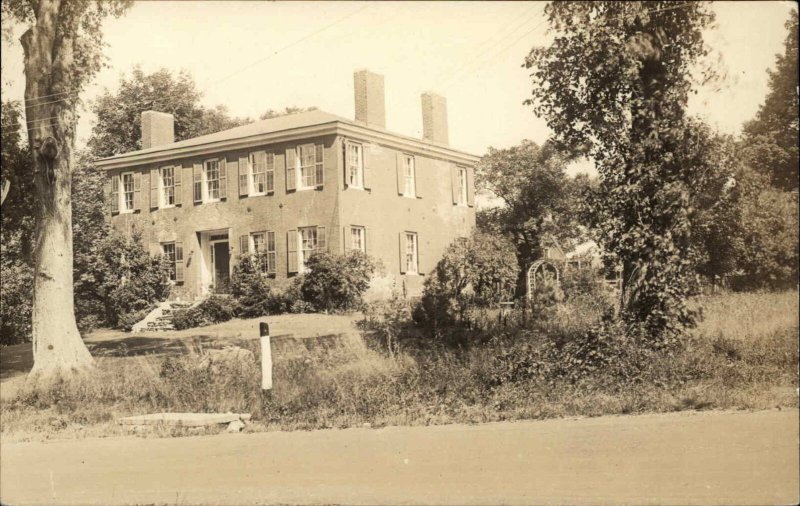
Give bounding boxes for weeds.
[1,290,797,441]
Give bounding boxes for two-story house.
[95,70,478,300]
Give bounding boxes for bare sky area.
[1,1,796,173]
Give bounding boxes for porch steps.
[132,300,200,333]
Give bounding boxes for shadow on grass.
[0,331,352,380]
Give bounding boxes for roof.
[95,109,478,169]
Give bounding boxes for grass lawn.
[0,291,797,441]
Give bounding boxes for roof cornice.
[94,121,479,170]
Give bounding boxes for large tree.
[740,10,798,191]
[88,66,249,158]
[2,0,131,372]
[475,140,590,291]
[525,1,716,341]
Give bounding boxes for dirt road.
[2,409,798,505]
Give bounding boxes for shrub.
[172,296,237,330]
[230,254,274,317]
[0,244,33,345]
[75,231,172,329]
[300,250,376,312]
[415,232,518,332]
[361,289,413,356]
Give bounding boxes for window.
[249,151,274,195]
[121,172,135,212]
[161,166,175,207]
[299,144,319,189]
[457,167,468,205]
[350,226,365,253]
[403,155,416,197]
[299,227,318,271]
[162,242,176,281]
[204,159,220,201]
[347,142,363,188]
[405,232,418,274]
[248,231,276,274]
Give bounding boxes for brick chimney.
[141,110,175,149]
[353,70,385,129]
[421,92,449,146]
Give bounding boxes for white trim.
[96,122,478,170]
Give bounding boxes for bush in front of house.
[300,250,376,313]
[172,295,237,330]
[75,231,172,330]
[414,232,519,334]
[230,254,275,317]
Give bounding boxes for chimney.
[353,70,385,129]
[141,110,175,149]
[421,92,449,146]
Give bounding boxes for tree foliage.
[300,251,376,313]
[475,140,590,281]
[88,66,250,157]
[525,1,716,342]
[415,232,519,331]
[259,106,318,120]
[740,10,799,191]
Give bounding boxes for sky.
[1,1,796,175]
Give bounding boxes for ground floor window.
[250,231,277,274]
[162,242,177,281]
[405,232,418,274]
[350,226,365,253]
[299,227,318,271]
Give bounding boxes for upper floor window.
[286,144,323,191]
[457,167,468,206]
[251,151,274,195]
[350,226,365,253]
[161,166,175,207]
[347,142,363,188]
[194,158,227,204]
[403,155,416,197]
[205,159,220,201]
[121,172,135,212]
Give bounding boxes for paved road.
[2,410,798,505]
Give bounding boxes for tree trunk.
[22,0,93,374]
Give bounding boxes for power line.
[19,3,371,107]
[429,4,548,93]
[435,1,698,93]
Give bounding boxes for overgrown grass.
[1,290,797,441]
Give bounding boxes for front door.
[211,241,230,293]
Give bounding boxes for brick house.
[95,70,478,300]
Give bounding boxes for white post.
[259,322,272,390]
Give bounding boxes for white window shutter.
[239,235,249,256]
[396,152,404,195]
[173,164,182,206]
[133,171,142,211]
[317,226,327,251]
[150,168,160,209]
[238,156,249,197]
[175,241,184,283]
[193,163,203,204]
[287,229,298,273]
[314,143,324,187]
[399,232,406,274]
[110,174,119,214]
[361,144,369,190]
[467,167,475,207]
[219,158,227,199]
[451,165,458,205]
[285,147,296,191]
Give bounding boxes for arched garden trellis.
[526,260,560,300]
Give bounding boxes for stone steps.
[132,299,202,333]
